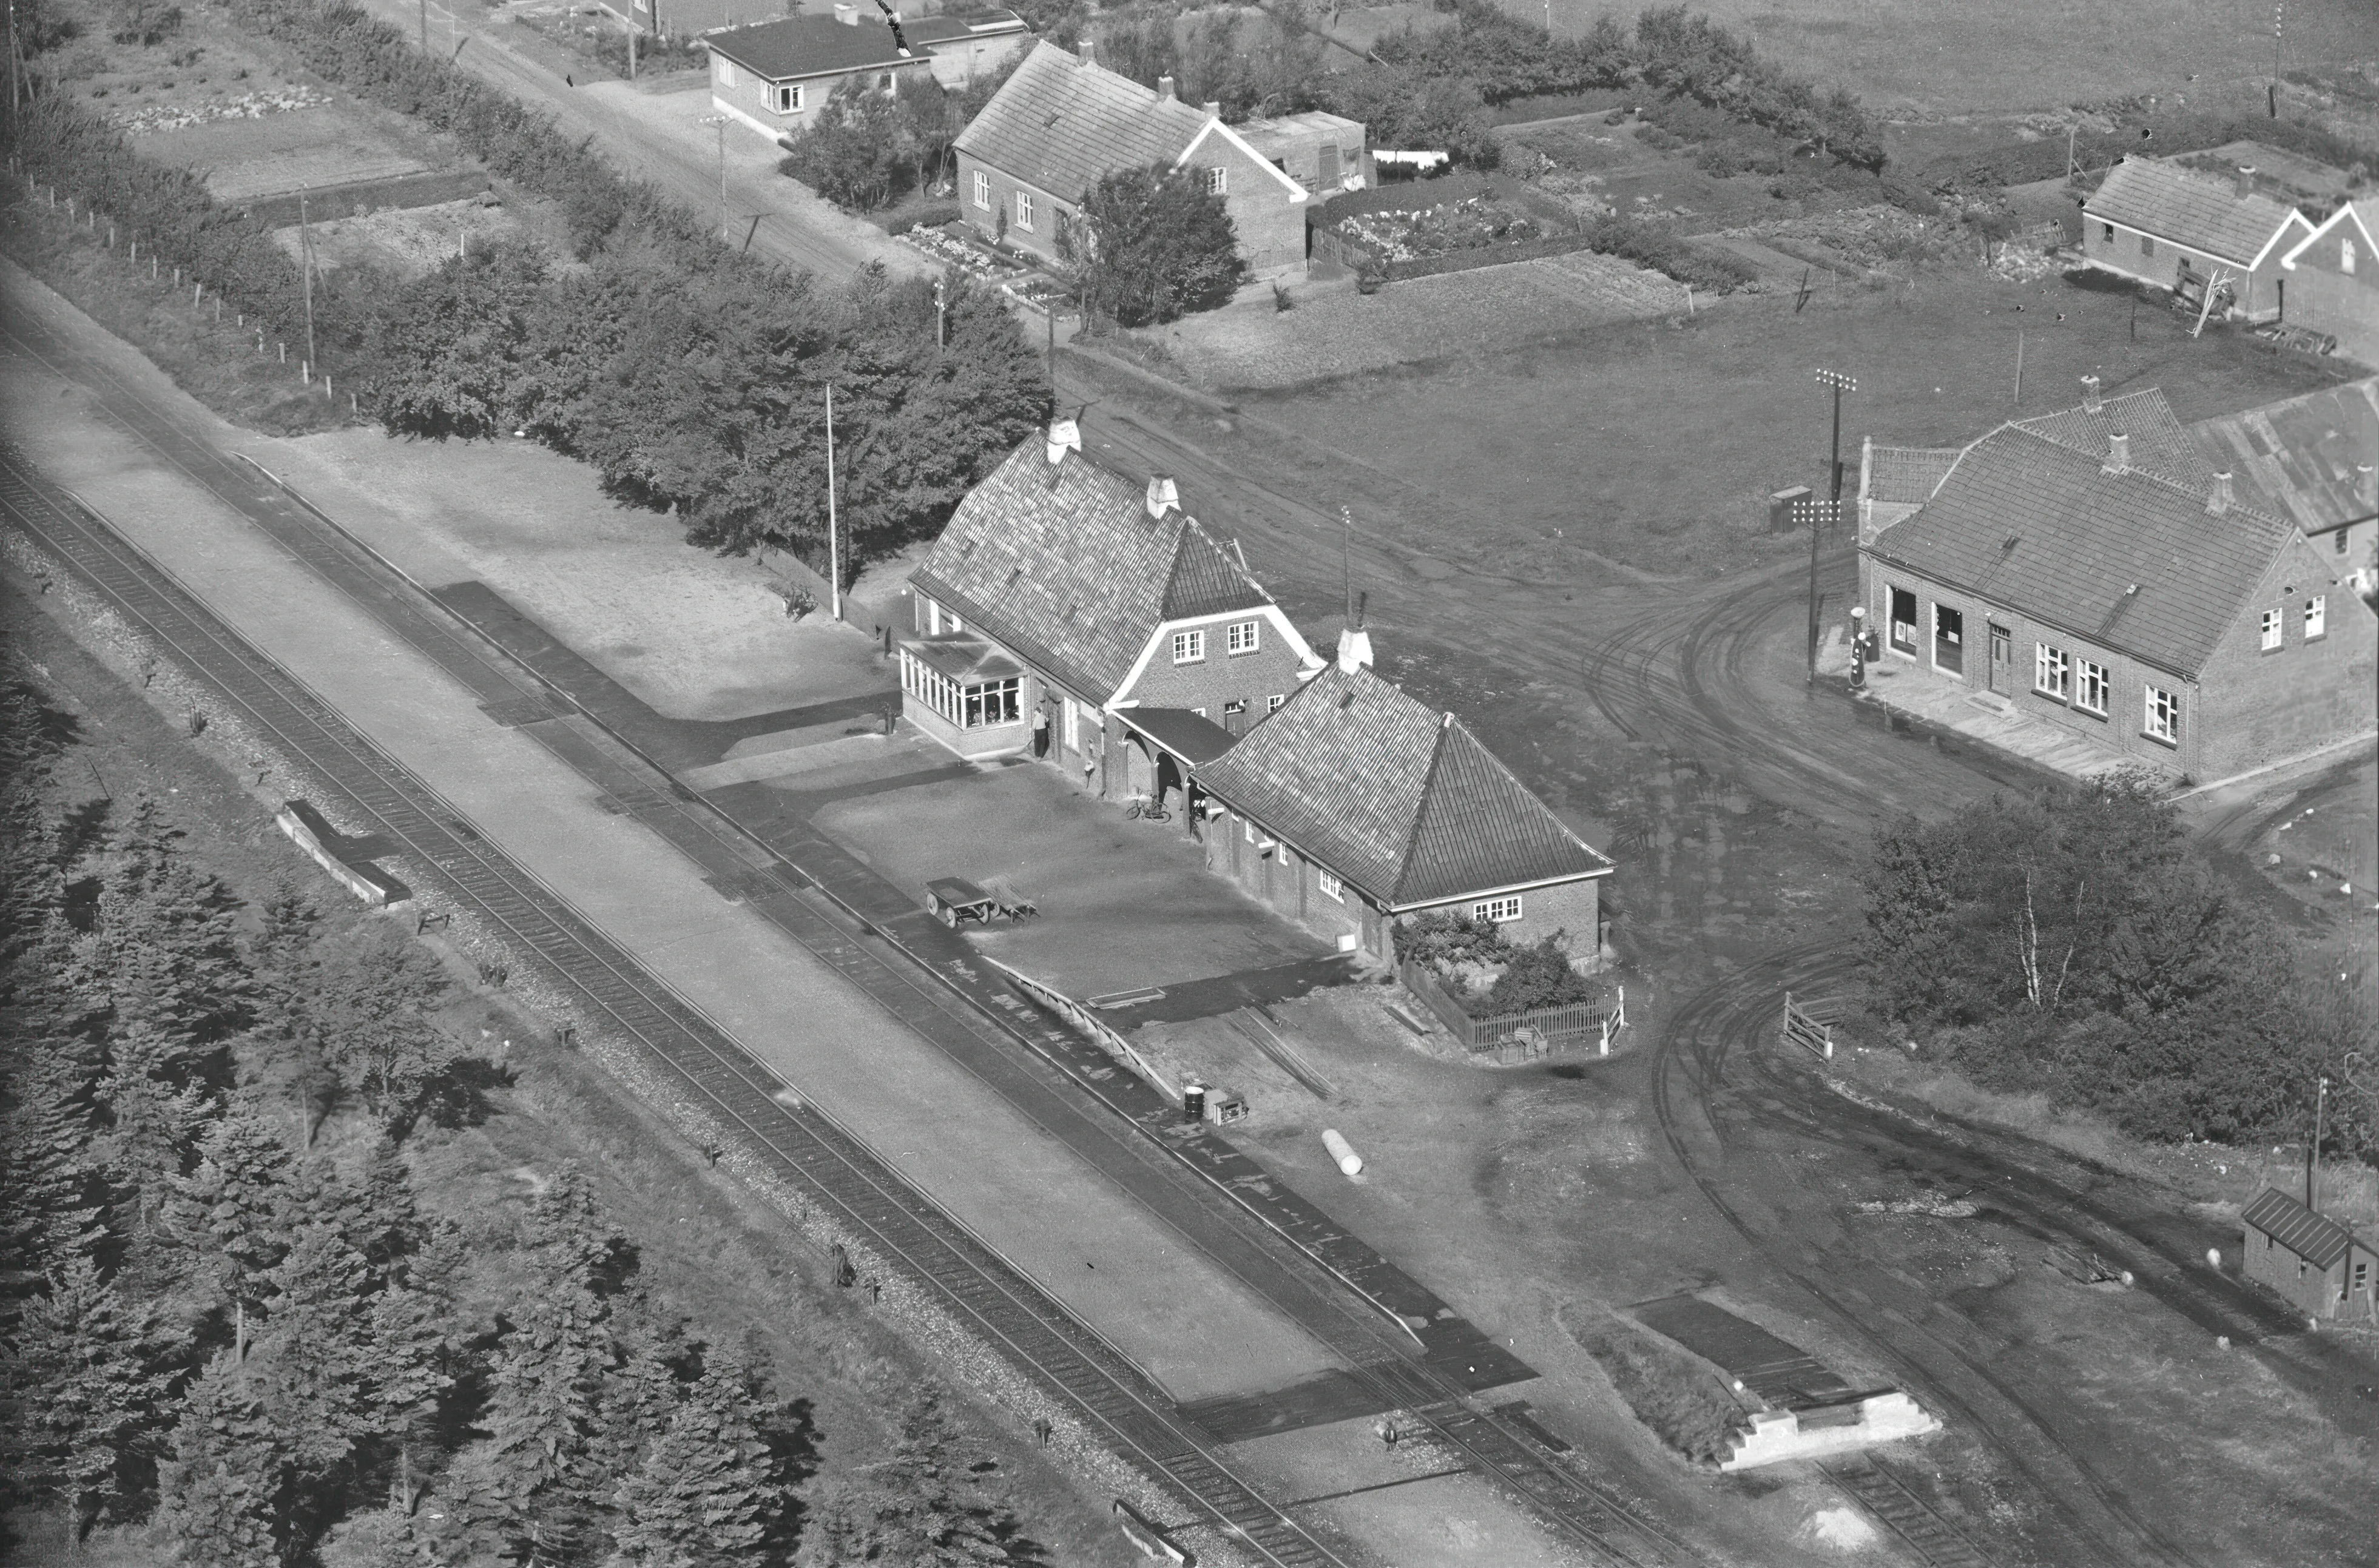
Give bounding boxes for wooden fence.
[1399,959,1620,1065]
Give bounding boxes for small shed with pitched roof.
[2241,1188,2377,1322]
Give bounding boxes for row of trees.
[1859,773,2373,1148]
[0,679,1036,1563]
[7,0,1053,574]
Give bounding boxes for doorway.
[1988,624,2013,693]
[1934,604,1965,675]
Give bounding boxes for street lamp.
[1808,368,1857,684]
[697,113,729,239]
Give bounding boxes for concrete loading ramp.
[1631,1294,1938,1469]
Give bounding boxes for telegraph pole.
[2307,1074,2329,1209]
[933,275,946,348]
[419,0,428,50]
[825,383,840,624]
[1808,369,1857,684]
[299,189,317,372]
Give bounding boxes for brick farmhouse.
[951,40,1329,277]
[2080,156,2313,323]
[2192,377,2379,599]
[2276,198,2379,366]
[900,422,1611,964]
[1858,384,2378,783]
[707,5,1027,143]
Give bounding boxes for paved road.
[357,0,925,281]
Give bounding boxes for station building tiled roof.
[953,41,1214,201]
[1193,661,1611,909]
[2014,386,2221,492]
[1866,425,2294,678]
[909,436,1272,702]
[2084,157,2308,269]
[2192,377,2379,536]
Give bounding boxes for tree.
[1482,936,1595,1014]
[363,239,552,439]
[0,1257,175,1545]
[778,76,916,212]
[169,1110,300,1352]
[611,1353,785,1568]
[1314,64,1498,168]
[798,1394,1019,1567]
[96,1023,217,1243]
[0,1045,107,1295]
[1061,163,1244,329]
[159,1357,282,1568]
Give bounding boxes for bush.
[1574,1314,1745,1465]
[779,76,914,211]
[1062,162,1244,327]
[108,0,182,44]
[1862,773,2366,1145]
[1578,214,1755,292]
[1482,937,1594,1013]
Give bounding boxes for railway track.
[0,454,1354,1568]
[1817,1458,1997,1568]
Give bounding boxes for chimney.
[1203,99,1221,118]
[1145,475,1178,519]
[2104,429,2130,473]
[1045,417,1081,465]
[2079,374,2102,414]
[2207,471,2233,515]
[1076,37,1096,66]
[2235,164,2256,200]
[832,1,860,22]
[1335,625,1373,674]
[1156,74,1176,99]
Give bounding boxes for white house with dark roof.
[2277,199,2379,366]
[951,39,1325,276]
[901,420,1320,796]
[2192,377,2379,596]
[1191,647,1613,963]
[1860,389,2377,782]
[2081,157,2314,323]
[706,5,1027,143]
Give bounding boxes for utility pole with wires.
[299,189,317,372]
[933,275,946,348]
[1340,505,1354,627]
[419,0,428,50]
[825,383,841,623]
[1807,369,1856,684]
[698,113,729,239]
[2271,1,2284,116]
[2307,1073,2329,1210]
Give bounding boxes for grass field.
[1520,0,2377,117]
[1238,264,2355,576]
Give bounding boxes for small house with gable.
[2276,198,2379,366]
[901,420,1320,799]
[1190,645,1613,963]
[2241,1188,2377,1323]
[707,5,1027,144]
[951,39,1324,276]
[2081,157,2314,322]
[1858,383,2378,782]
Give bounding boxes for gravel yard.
[1144,248,1685,391]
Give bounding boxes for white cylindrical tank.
[1322,1128,1363,1177]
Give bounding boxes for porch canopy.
[1118,705,1237,769]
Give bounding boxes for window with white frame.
[2144,684,2179,745]
[1933,603,1964,674]
[877,71,896,93]
[899,651,1020,730]
[1888,586,1917,655]
[1226,619,1261,654]
[1205,166,1227,196]
[772,82,802,112]
[1171,628,1205,663]
[1473,894,1524,923]
[1061,696,1079,751]
[720,59,738,86]
[1014,190,1034,231]
[2339,531,2354,555]
[2034,644,2070,701]
[2345,239,2359,275]
[1243,815,1257,842]
[2306,595,2327,639]
[973,170,990,209]
[1317,868,1343,902]
[2075,658,2108,716]
[2260,608,2283,650]
[1266,693,1284,713]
